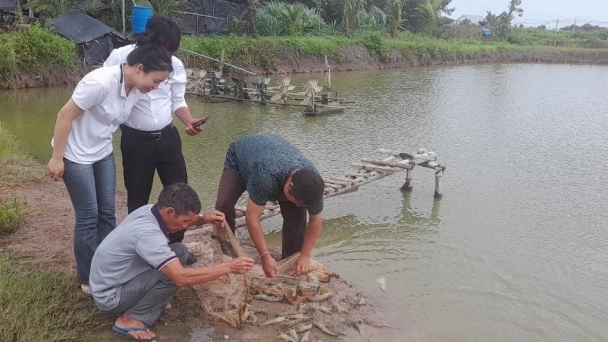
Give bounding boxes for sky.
[448,0,608,28]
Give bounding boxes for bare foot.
[114,314,156,339]
[165,303,172,311]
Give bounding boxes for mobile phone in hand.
[192,117,209,129]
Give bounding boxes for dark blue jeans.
[63,153,116,284]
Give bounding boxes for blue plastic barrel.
[132,5,153,34]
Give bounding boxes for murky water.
[2,63,608,341]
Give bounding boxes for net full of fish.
[185,222,341,332]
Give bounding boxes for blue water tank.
[132,6,153,34]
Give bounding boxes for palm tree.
[415,0,443,35]
[386,0,405,37]
[277,3,306,36]
[341,0,365,35]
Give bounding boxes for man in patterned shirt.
[215,134,325,278]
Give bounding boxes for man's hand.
[228,257,255,274]
[184,118,205,136]
[200,210,225,225]
[47,157,64,181]
[261,254,278,278]
[295,254,312,276]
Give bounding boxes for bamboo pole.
[179,48,256,75]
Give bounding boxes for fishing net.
[185,221,339,328]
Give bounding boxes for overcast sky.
[449,0,608,27]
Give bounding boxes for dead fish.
[308,303,333,314]
[308,291,334,302]
[260,316,286,326]
[254,293,283,302]
[251,307,270,316]
[296,323,313,333]
[363,318,393,328]
[277,333,298,342]
[328,299,347,313]
[313,321,338,336]
[244,312,258,324]
[277,309,298,317]
[375,275,386,291]
[288,327,299,341]
[354,321,365,336]
[300,330,311,342]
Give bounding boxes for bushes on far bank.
[0,25,77,80]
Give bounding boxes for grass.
[0,25,77,82]
[0,123,46,188]
[0,196,28,235]
[0,253,102,342]
[177,31,608,73]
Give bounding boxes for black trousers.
[120,124,188,242]
[215,169,307,258]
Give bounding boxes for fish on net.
[186,221,339,328]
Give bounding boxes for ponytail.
[133,29,157,47]
[126,43,173,74]
[132,16,181,54]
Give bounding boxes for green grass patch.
[0,196,28,235]
[179,32,608,73]
[0,253,101,342]
[0,25,77,81]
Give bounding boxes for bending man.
[90,183,254,341]
[215,134,324,278]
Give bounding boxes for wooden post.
[553,19,559,46]
[401,169,413,191]
[122,0,126,35]
[434,169,443,198]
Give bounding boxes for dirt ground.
[0,177,416,342]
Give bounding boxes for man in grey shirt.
[90,183,254,341]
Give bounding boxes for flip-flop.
[111,324,153,342]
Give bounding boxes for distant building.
[452,15,486,26]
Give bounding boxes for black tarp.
[179,0,251,35]
[52,12,126,64]
[0,0,14,11]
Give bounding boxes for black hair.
[157,182,201,216]
[134,16,181,54]
[291,169,324,206]
[126,31,173,74]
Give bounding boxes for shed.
[52,12,128,65]
[453,14,486,26]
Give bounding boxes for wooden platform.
[304,105,345,116]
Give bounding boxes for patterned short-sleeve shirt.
[224,134,323,215]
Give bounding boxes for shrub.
[0,197,28,235]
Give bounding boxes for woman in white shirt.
[47,35,173,294]
[104,17,205,242]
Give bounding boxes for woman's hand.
[47,157,65,181]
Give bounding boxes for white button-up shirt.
[52,66,141,164]
[104,44,189,132]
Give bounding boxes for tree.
[485,0,523,39]
[342,0,366,35]
[385,0,405,37]
[403,0,453,34]
[415,0,444,35]
[278,2,306,36]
